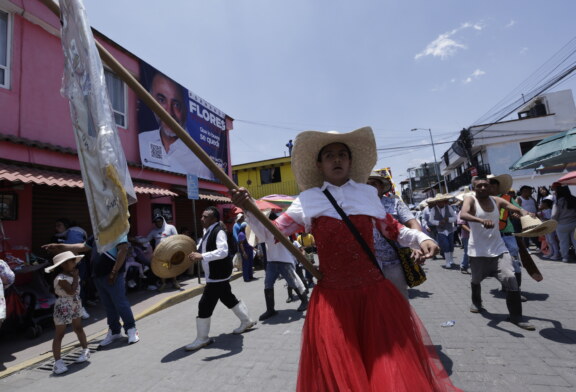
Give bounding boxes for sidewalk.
[1,248,576,391]
[0,272,240,377]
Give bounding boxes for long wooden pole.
[41,0,321,280]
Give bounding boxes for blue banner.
[137,61,229,182]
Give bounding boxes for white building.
[440,89,576,192]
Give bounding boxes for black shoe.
[259,310,278,321]
[460,268,469,274]
[286,294,298,303]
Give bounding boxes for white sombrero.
[151,235,197,279]
[45,251,84,273]
[514,215,558,238]
[291,127,377,191]
[431,193,453,203]
[487,174,513,195]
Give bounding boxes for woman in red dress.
[232,127,462,391]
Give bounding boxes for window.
[104,69,127,128]
[0,192,17,220]
[260,167,281,184]
[1,10,11,89]
[520,140,542,155]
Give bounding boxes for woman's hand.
[419,240,439,259]
[230,187,253,210]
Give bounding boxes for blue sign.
[187,174,199,200]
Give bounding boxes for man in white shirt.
[185,207,256,351]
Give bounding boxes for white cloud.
[505,20,516,28]
[415,22,483,60]
[520,47,528,55]
[463,69,486,84]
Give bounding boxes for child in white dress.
[45,251,90,374]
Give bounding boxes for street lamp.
[411,128,444,193]
[406,168,414,205]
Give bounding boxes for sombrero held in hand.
[514,215,558,238]
[151,235,197,279]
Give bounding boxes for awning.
[0,162,178,197]
[171,186,231,203]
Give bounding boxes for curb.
[0,272,242,379]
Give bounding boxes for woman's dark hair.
[268,211,279,221]
[536,186,551,206]
[556,186,576,209]
[317,143,352,162]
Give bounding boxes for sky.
[82,0,576,184]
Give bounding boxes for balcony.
[447,164,491,192]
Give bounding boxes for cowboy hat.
[151,235,196,279]
[291,127,377,191]
[455,190,475,202]
[487,174,513,195]
[514,215,558,237]
[368,171,392,194]
[45,251,84,273]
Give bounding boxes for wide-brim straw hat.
[487,174,513,195]
[514,215,558,237]
[431,193,453,203]
[368,171,392,193]
[291,127,377,191]
[45,251,84,273]
[151,235,196,279]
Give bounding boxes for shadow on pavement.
[260,309,305,325]
[434,345,454,375]
[408,288,433,299]
[489,288,550,302]
[161,333,246,363]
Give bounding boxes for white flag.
[59,0,136,252]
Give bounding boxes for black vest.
[204,224,233,280]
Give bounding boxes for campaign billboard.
[137,61,229,182]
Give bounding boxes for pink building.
[0,0,233,254]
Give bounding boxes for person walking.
[428,194,458,269]
[44,251,90,374]
[460,177,535,331]
[231,127,460,391]
[147,215,180,290]
[185,207,256,351]
[43,236,141,347]
[551,184,576,263]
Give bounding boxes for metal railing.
[447,164,491,192]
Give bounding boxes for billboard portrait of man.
[138,64,216,181]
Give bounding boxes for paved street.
[1,247,576,391]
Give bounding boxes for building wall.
[0,0,232,251]
[233,157,298,199]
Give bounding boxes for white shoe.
[76,348,90,363]
[127,280,137,289]
[147,284,158,291]
[53,359,68,374]
[99,330,123,347]
[80,307,90,320]
[127,327,140,344]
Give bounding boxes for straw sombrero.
[514,216,558,237]
[151,235,196,279]
[45,251,84,273]
[455,190,475,202]
[487,174,513,195]
[368,171,392,194]
[291,127,377,191]
[431,193,452,203]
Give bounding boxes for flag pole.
[40,0,321,280]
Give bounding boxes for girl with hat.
[45,251,91,374]
[232,127,460,391]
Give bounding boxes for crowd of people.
[2,126,574,390]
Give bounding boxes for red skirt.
[297,279,461,392]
